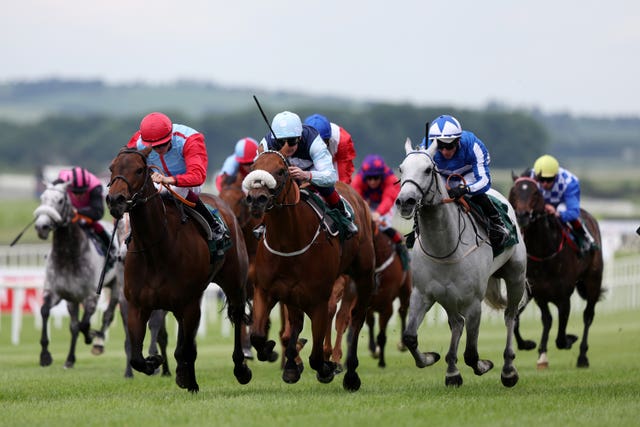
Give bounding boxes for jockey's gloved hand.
[448,184,470,199]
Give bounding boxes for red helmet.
[59,167,90,192]
[234,137,259,164]
[140,112,173,146]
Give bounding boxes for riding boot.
[333,199,358,240]
[473,193,509,251]
[570,219,596,254]
[193,198,230,261]
[383,228,410,270]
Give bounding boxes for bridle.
[108,149,161,211]
[253,150,300,209]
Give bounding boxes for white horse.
[34,181,120,368]
[395,138,527,387]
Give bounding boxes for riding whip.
[96,217,120,295]
[9,217,37,247]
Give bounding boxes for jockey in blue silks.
[530,154,596,253]
[258,111,358,239]
[419,114,509,251]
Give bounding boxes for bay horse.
[508,176,604,369]
[34,181,120,368]
[395,138,527,387]
[106,147,251,392]
[243,149,375,392]
[114,213,170,378]
[329,228,412,369]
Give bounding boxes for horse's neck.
[51,223,86,268]
[128,196,170,248]
[524,213,563,250]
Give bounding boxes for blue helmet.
[271,111,302,139]
[303,114,331,140]
[428,115,463,143]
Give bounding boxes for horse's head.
[508,177,546,229]
[33,181,74,240]
[395,138,444,218]
[106,147,154,219]
[219,175,252,226]
[242,150,292,218]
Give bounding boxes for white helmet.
[271,111,302,139]
[428,115,463,143]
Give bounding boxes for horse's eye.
[425,167,432,175]
[398,166,403,174]
[136,168,144,176]
[278,169,286,177]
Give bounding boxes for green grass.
[1,309,638,427]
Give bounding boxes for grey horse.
[395,138,527,387]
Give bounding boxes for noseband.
[253,150,298,208]
[108,149,160,210]
[400,151,443,207]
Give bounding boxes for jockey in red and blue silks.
[418,114,509,252]
[259,110,358,239]
[55,167,113,258]
[351,154,409,268]
[127,112,228,259]
[215,137,259,192]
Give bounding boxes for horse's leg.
[148,310,171,376]
[331,281,355,372]
[402,290,440,368]
[555,299,578,350]
[376,304,394,368]
[366,310,377,357]
[308,303,337,384]
[536,300,553,369]
[250,286,278,362]
[444,311,465,387]
[462,302,493,377]
[396,273,411,352]
[173,302,201,393]
[78,294,98,346]
[513,292,536,351]
[282,306,305,384]
[128,304,159,376]
[118,293,133,378]
[92,283,119,356]
[64,301,81,369]
[324,276,345,362]
[226,297,252,385]
[577,299,597,368]
[39,292,56,367]
[500,274,526,388]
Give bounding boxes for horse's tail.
[484,277,507,310]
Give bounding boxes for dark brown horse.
[106,147,251,392]
[243,150,375,391]
[508,176,604,369]
[329,228,412,369]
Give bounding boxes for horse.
[243,149,375,392]
[508,176,604,369]
[329,228,412,369]
[34,181,120,368]
[394,138,527,387]
[106,147,251,392]
[114,213,170,378]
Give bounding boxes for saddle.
[301,189,355,242]
[464,195,519,256]
[184,203,232,260]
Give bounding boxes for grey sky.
[2,0,638,116]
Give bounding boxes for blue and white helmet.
[428,115,463,143]
[271,111,303,139]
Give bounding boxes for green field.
[1,309,638,427]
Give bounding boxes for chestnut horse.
[243,150,375,392]
[106,147,251,392]
[329,228,412,369]
[508,176,604,369]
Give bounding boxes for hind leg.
[376,305,394,368]
[536,300,553,369]
[500,275,525,387]
[308,303,337,385]
[92,284,119,355]
[577,300,597,368]
[402,290,440,368]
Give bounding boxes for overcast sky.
[2,0,638,117]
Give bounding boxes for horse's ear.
[511,170,519,182]
[141,146,152,157]
[404,137,413,155]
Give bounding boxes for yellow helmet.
[533,155,559,178]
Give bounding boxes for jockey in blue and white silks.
[530,167,581,223]
[420,130,492,195]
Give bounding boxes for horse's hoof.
[64,360,75,369]
[334,363,344,375]
[283,368,301,384]
[342,371,361,392]
[576,356,590,368]
[415,352,440,368]
[518,340,536,351]
[536,362,549,370]
[316,361,336,384]
[267,351,279,363]
[397,342,407,352]
[40,352,53,367]
[501,368,519,388]
[234,364,252,385]
[91,345,105,356]
[558,334,578,349]
[472,359,494,376]
[175,372,198,392]
[378,359,386,369]
[445,373,463,387]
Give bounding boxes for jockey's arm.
[559,181,581,223]
[307,136,338,186]
[173,133,208,187]
[75,186,105,221]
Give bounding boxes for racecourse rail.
[1,243,638,345]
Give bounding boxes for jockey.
[127,112,228,259]
[259,110,358,239]
[419,114,509,252]
[303,113,357,184]
[530,154,596,253]
[351,154,409,269]
[54,167,115,263]
[215,137,259,192]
